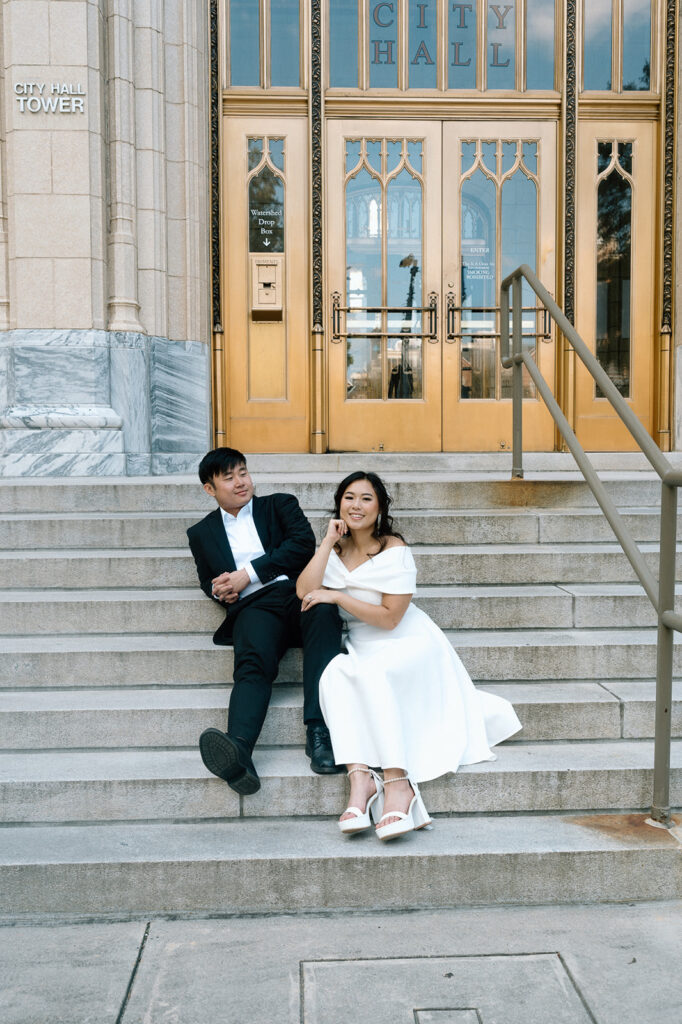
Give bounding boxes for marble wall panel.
[150,337,210,454]
[11,329,109,405]
[109,329,151,458]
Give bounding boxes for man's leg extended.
[200,588,289,794]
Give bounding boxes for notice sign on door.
[249,202,284,252]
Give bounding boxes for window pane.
[230,0,260,86]
[409,0,437,88]
[347,338,382,399]
[449,2,476,89]
[330,0,358,87]
[346,166,382,335]
[584,0,612,90]
[271,0,299,86]
[501,163,537,398]
[596,163,632,397]
[370,1,398,88]
[487,1,515,90]
[526,0,554,90]
[623,0,651,91]
[249,163,284,252]
[461,168,497,399]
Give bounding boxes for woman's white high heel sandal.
[338,767,384,835]
[375,775,432,841]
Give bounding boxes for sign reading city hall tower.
[14,81,86,114]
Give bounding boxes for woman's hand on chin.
[325,519,347,543]
[301,588,338,611]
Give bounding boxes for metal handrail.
[501,263,677,828]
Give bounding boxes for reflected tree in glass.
[596,148,632,397]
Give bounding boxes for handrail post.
[511,275,523,478]
[651,480,677,826]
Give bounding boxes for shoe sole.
[199,729,260,795]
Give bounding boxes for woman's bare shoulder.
[383,536,407,549]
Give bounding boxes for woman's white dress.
[319,545,521,782]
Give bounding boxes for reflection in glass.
[487,1,515,90]
[369,1,398,88]
[501,167,538,398]
[623,0,651,91]
[481,141,497,172]
[346,140,362,174]
[387,169,423,336]
[461,142,477,175]
[618,142,632,174]
[366,140,382,172]
[522,141,537,174]
[387,336,423,399]
[526,0,554,90]
[584,0,612,90]
[271,0,299,86]
[346,168,382,339]
[346,338,382,399]
[407,141,423,173]
[387,140,402,173]
[409,0,437,88]
[248,164,284,252]
[598,141,612,173]
[461,168,496,399]
[502,141,517,174]
[596,165,632,397]
[330,0,358,87]
[448,0,476,88]
[269,138,285,171]
[248,138,263,171]
[501,337,536,398]
[461,337,496,399]
[230,0,260,86]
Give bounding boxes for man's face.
[204,463,254,516]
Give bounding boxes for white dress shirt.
[221,499,287,600]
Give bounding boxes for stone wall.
[0,0,211,475]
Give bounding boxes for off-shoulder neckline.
[330,544,408,574]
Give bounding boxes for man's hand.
[211,568,250,604]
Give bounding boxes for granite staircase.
[1,455,681,919]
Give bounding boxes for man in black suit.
[187,447,343,795]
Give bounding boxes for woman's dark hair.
[333,471,405,551]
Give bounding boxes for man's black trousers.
[226,580,342,749]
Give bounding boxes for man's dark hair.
[198,447,247,485]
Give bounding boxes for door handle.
[427,292,438,342]
[446,292,456,342]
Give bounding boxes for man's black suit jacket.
[186,492,316,645]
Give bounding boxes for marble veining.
[1,406,123,429]
[0,329,212,476]
[150,338,210,454]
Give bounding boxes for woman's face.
[338,479,380,532]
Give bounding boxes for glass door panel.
[442,121,557,451]
[327,122,442,451]
[574,122,656,450]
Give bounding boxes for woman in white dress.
[297,471,521,840]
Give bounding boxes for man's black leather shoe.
[306,723,343,774]
[199,729,260,794]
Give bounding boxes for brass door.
[222,117,310,452]
[326,121,443,451]
[326,120,557,452]
[574,122,657,450]
[442,121,557,452]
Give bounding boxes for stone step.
[1,543,677,589]
[2,682,680,750]
[3,628,681,686]
[0,507,678,550]
[1,812,680,915]
[1,740,680,824]
[0,474,669,513]
[1,583,679,634]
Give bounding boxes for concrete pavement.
[2,900,681,1023]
